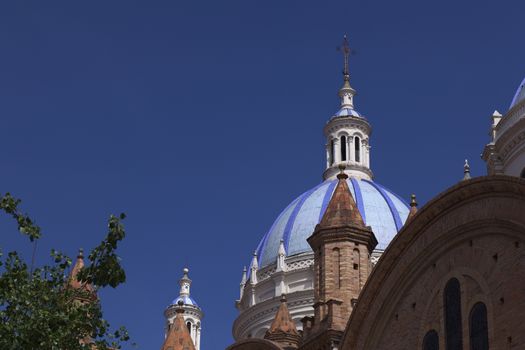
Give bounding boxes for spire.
[68,248,95,297]
[338,35,356,109]
[241,266,247,285]
[463,159,471,181]
[264,294,301,348]
[239,266,247,300]
[161,301,196,350]
[276,239,287,272]
[179,267,191,297]
[250,252,258,284]
[407,194,418,221]
[319,165,364,228]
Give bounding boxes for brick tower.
[302,167,377,349]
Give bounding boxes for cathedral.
[159,37,525,350]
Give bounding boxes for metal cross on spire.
[337,34,353,77]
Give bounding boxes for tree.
[0,193,131,349]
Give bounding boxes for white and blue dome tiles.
[510,75,525,110]
[172,295,199,308]
[254,178,409,268]
[333,107,363,118]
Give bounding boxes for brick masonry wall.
[341,176,525,350]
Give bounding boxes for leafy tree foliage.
[0,193,131,349]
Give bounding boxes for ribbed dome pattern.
[254,178,409,268]
[333,107,363,118]
[172,295,199,307]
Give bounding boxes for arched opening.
[353,248,361,290]
[330,139,335,166]
[444,278,463,350]
[187,321,192,334]
[340,136,347,161]
[469,302,489,350]
[520,167,525,178]
[333,248,341,289]
[355,136,361,163]
[318,250,323,295]
[422,330,439,350]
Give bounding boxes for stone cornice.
[164,304,203,320]
[307,224,377,253]
[495,97,525,139]
[233,289,314,340]
[323,116,372,137]
[323,163,374,181]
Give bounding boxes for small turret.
[163,268,203,350]
[463,159,471,181]
[161,301,196,350]
[407,194,418,222]
[276,239,287,272]
[264,294,301,348]
[67,248,96,301]
[250,252,259,285]
[239,266,247,300]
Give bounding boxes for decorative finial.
[463,159,471,180]
[340,34,351,78]
[410,194,417,207]
[77,248,84,258]
[337,164,348,180]
[175,300,185,314]
[280,294,287,303]
[406,194,418,222]
[183,267,189,274]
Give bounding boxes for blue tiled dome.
[254,178,409,268]
[333,107,363,118]
[510,76,525,109]
[172,295,199,307]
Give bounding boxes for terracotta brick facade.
[227,176,525,350]
[341,176,525,350]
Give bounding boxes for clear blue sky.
[0,1,524,349]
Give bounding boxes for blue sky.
[0,1,524,349]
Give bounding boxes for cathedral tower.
[232,36,409,342]
[164,268,203,350]
[302,168,377,349]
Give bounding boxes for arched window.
[469,302,489,350]
[444,278,463,350]
[355,136,361,163]
[318,250,323,295]
[333,248,341,289]
[520,167,525,178]
[422,330,439,350]
[187,321,192,334]
[353,248,361,290]
[340,136,347,161]
[330,139,335,165]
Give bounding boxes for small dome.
[333,107,363,118]
[510,76,525,109]
[254,178,409,268]
[172,295,199,307]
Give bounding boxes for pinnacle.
[319,173,364,228]
[161,307,196,350]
